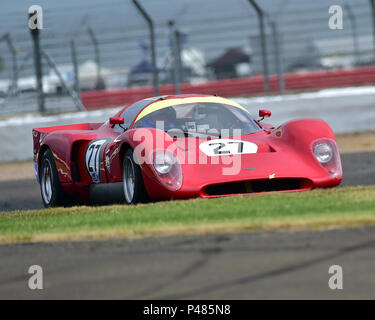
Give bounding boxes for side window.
[114,97,165,131]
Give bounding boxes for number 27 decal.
[199,139,257,156]
[85,139,109,183]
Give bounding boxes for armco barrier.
[81,67,375,109]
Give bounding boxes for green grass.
[1,186,375,243]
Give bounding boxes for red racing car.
[33,94,342,207]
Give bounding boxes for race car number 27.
[199,139,258,156]
[85,139,108,183]
[209,141,243,154]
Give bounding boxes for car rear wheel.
[122,149,148,204]
[40,149,72,207]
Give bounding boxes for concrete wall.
[0,107,121,163]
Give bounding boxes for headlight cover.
[152,150,182,191]
[154,152,175,174]
[314,143,333,164]
[312,138,342,177]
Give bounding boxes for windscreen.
[133,102,260,137]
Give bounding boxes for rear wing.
[33,122,102,135]
[32,122,102,161]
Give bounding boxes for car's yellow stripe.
[134,96,249,123]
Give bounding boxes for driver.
[135,107,178,131]
[193,103,220,130]
[192,104,208,121]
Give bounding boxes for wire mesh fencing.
[0,0,374,115]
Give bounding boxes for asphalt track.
[1,227,375,299]
[0,151,374,212]
[0,151,374,299]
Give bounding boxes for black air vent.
[204,178,312,196]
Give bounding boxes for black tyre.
[40,149,72,207]
[122,149,148,204]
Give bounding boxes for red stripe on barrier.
[81,66,375,109]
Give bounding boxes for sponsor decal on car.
[105,155,111,173]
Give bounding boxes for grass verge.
[1,186,375,243]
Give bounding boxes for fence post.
[175,29,184,84]
[168,20,182,94]
[17,52,32,75]
[132,0,159,96]
[370,0,375,62]
[270,20,285,92]
[70,40,81,99]
[87,26,102,90]
[29,12,45,113]
[42,50,85,111]
[345,3,361,65]
[248,0,270,93]
[2,34,18,95]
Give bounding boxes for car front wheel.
[122,149,148,204]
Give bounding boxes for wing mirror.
[259,109,271,121]
[109,117,124,125]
